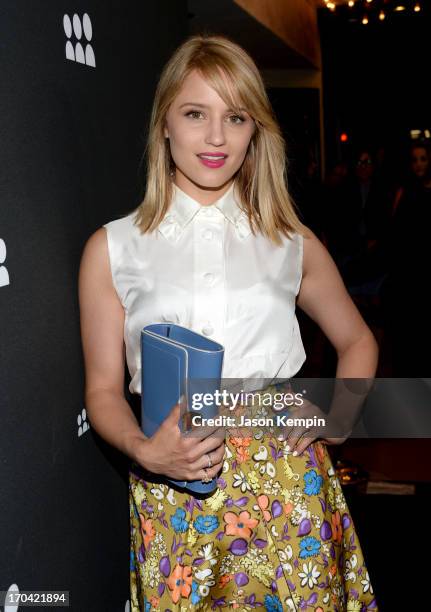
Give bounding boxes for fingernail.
[292,450,298,456]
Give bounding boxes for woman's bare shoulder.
[79,227,111,286]
[300,225,330,278]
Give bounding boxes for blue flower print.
[170,507,189,533]
[143,595,151,612]
[191,580,201,605]
[193,514,219,534]
[299,536,321,558]
[130,549,136,571]
[264,594,283,611]
[303,469,324,495]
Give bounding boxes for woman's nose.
[205,119,226,146]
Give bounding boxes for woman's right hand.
[137,399,226,482]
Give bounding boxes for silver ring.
[206,452,213,469]
[201,468,211,484]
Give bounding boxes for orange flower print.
[229,436,252,449]
[257,494,271,522]
[223,510,258,538]
[284,502,293,516]
[139,515,155,548]
[149,596,160,607]
[218,574,232,588]
[167,564,193,604]
[332,510,343,544]
[236,446,250,463]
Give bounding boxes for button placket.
[192,212,225,340]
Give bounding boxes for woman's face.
[410,146,429,178]
[163,69,256,204]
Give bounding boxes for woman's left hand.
[278,398,349,456]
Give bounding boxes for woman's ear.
[163,123,169,139]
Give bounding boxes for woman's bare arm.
[78,227,148,464]
[78,227,226,479]
[281,228,380,454]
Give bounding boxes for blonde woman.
[79,35,378,611]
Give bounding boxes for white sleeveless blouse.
[103,181,306,394]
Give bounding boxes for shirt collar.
[158,181,252,243]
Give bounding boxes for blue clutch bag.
[141,323,224,493]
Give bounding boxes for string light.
[322,1,424,20]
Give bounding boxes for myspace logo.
[63,13,95,67]
[0,238,10,288]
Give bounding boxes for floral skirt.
[129,382,378,611]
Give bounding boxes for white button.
[202,229,213,240]
[202,325,214,336]
[203,272,214,284]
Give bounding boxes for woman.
[79,35,378,611]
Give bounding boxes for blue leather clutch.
[141,323,224,493]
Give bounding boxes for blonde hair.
[134,33,305,245]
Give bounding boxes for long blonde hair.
[134,33,305,245]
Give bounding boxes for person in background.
[391,142,431,216]
[323,148,392,363]
[382,141,431,376]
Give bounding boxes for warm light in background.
[321,0,424,22]
[410,129,431,140]
[340,133,349,142]
[321,1,424,16]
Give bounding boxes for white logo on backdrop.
[3,583,19,612]
[77,407,90,437]
[0,238,10,288]
[63,13,95,67]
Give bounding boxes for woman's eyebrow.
[179,102,246,112]
[179,102,208,108]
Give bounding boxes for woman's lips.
[197,154,228,169]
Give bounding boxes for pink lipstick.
[197,152,228,169]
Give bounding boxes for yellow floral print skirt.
[129,382,378,611]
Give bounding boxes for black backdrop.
[0,2,187,610]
